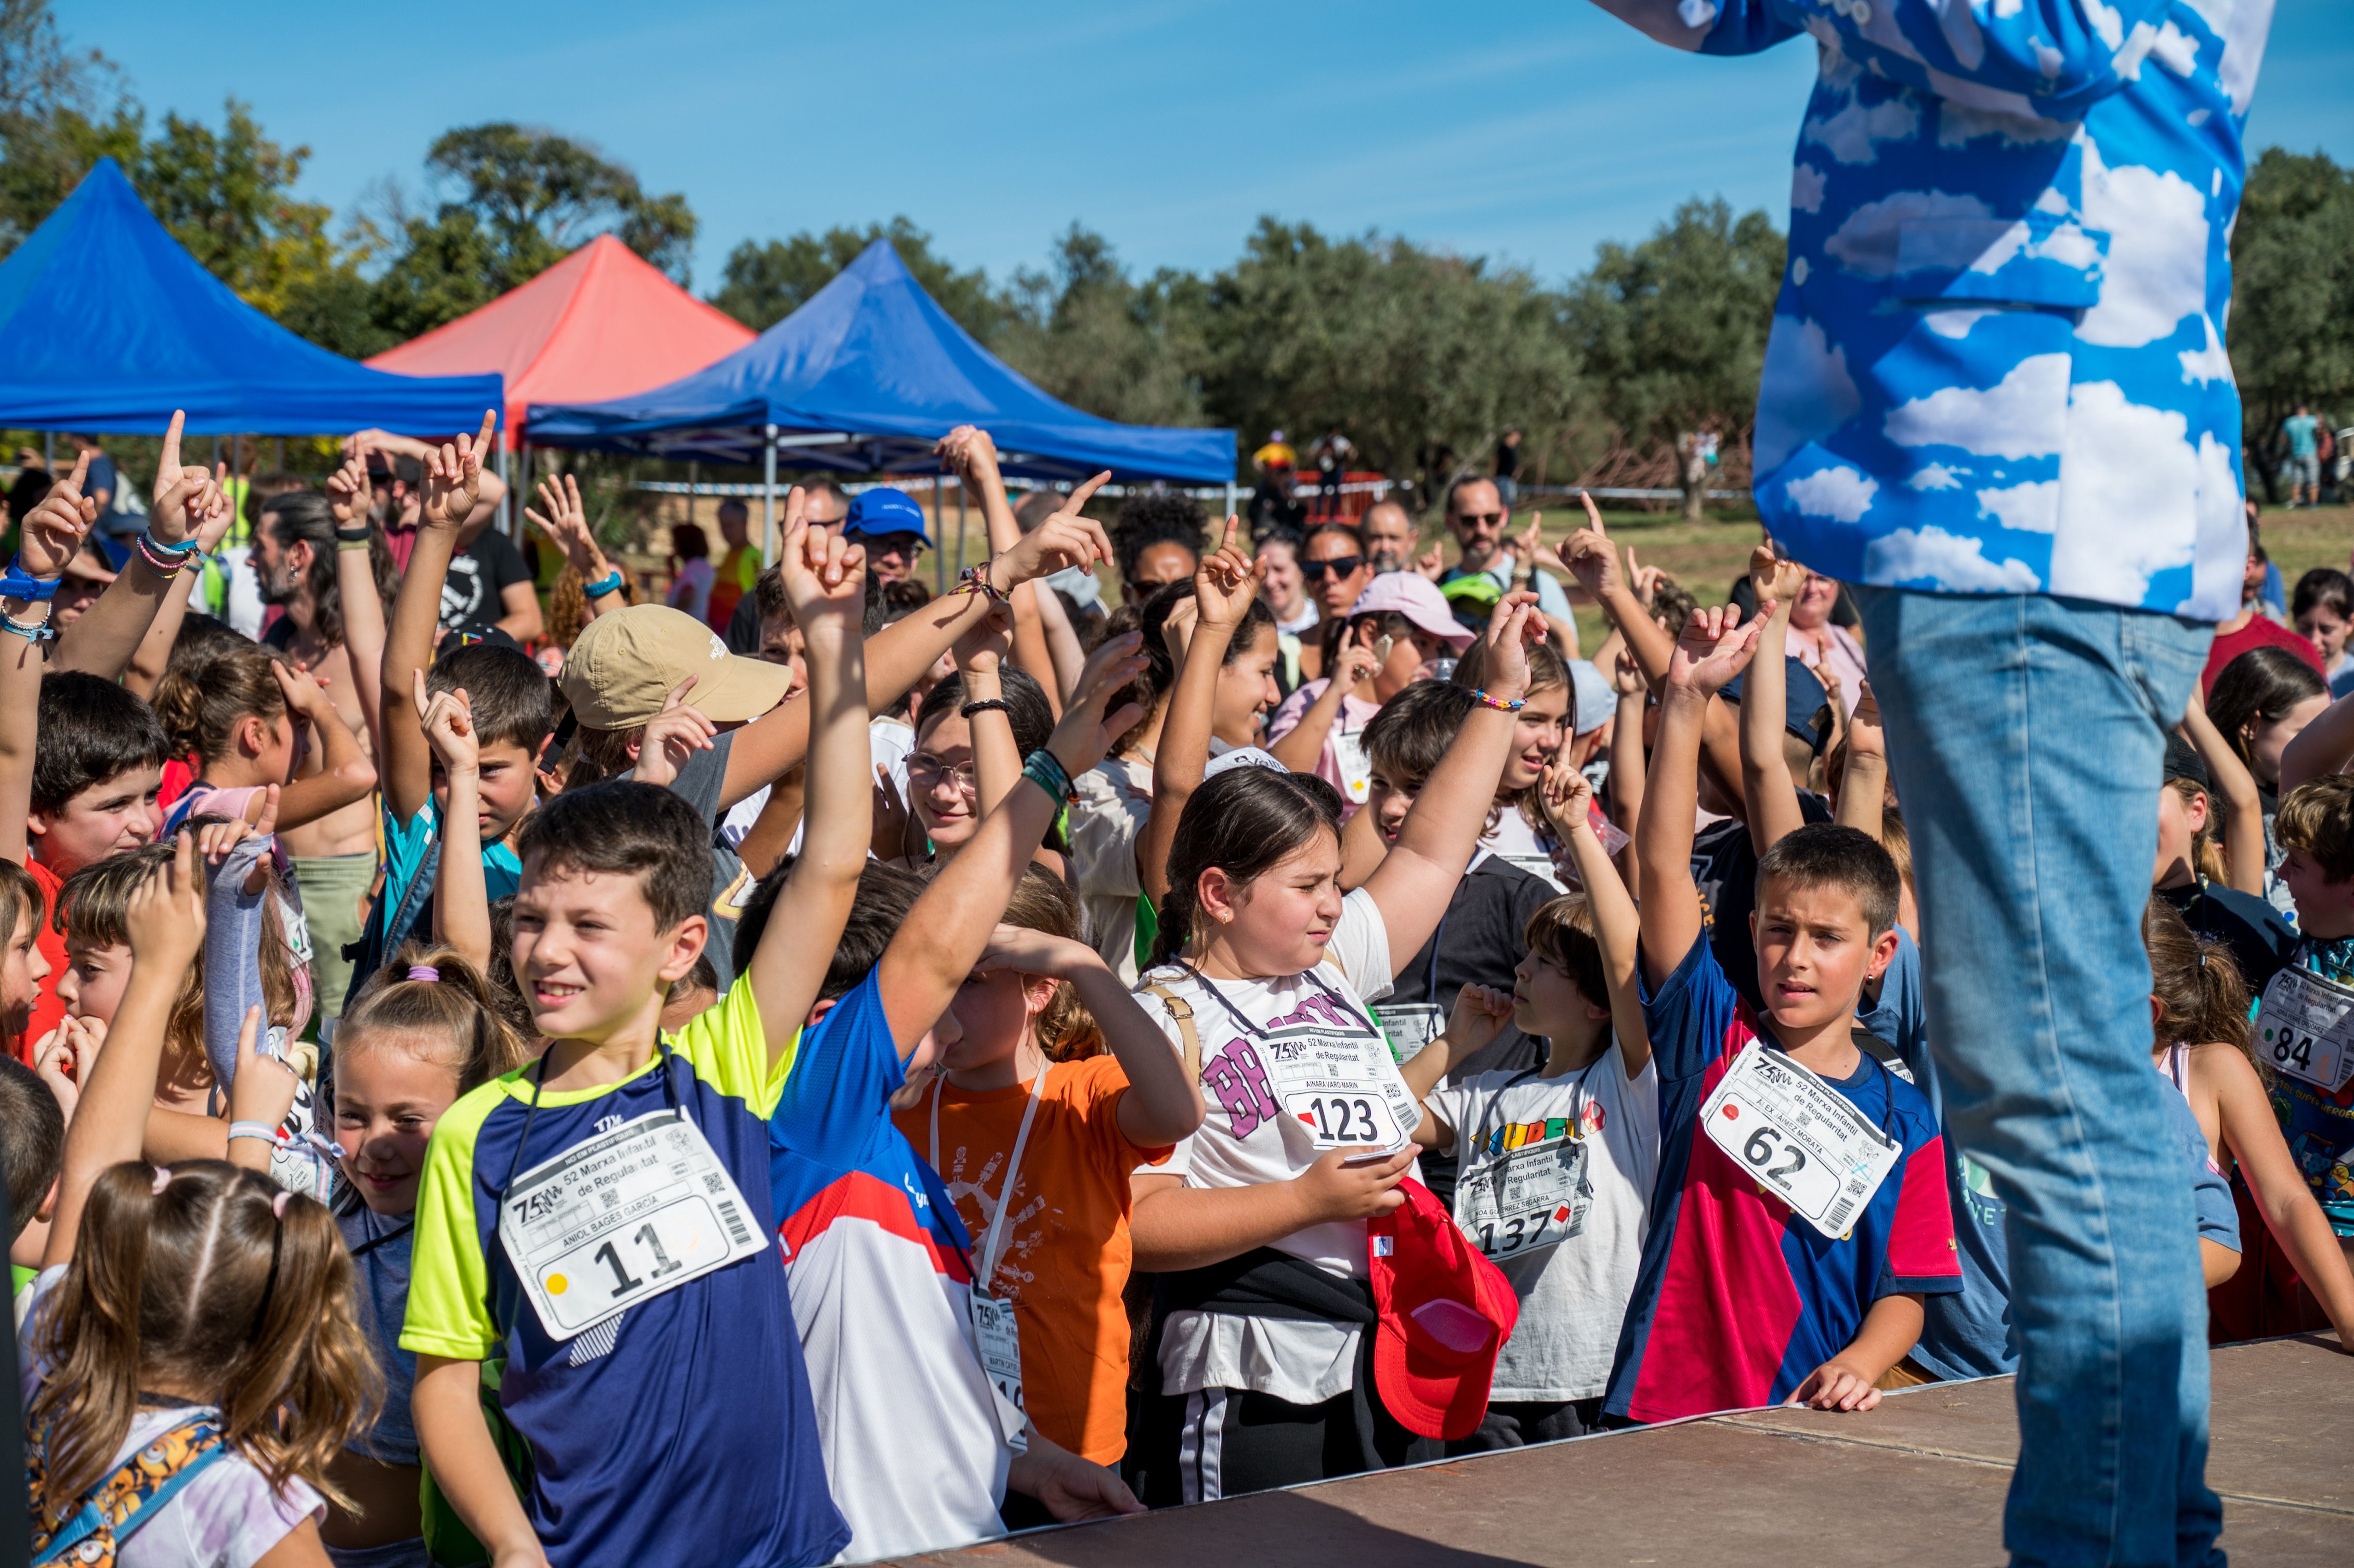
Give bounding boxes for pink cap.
[1346,572,1475,651]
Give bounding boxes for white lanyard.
[930,1063,1049,1291]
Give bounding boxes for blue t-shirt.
[2174,1088,2239,1254]
[1861,930,2015,1382]
[382,796,522,933]
[337,1197,419,1465]
[2284,413,2320,460]
[2270,936,2354,1239]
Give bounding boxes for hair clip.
[271,1190,291,1219]
[407,964,441,983]
[150,1166,173,1194]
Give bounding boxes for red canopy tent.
[365,234,755,449]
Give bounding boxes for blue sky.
[68,0,2354,291]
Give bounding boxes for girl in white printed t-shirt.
[1126,544,1546,1506]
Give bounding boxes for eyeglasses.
[1300,556,1365,581]
[907,754,977,793]
[859,532,927,558]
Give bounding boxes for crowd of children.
[2,415,2348,1567]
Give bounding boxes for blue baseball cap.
[1721,656,1833,752]
[843,488,930,542]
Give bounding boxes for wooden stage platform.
[896,1332,2349,1567]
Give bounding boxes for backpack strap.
[34,1416,227,1567]
[1851,1026,1915,1085]
[1141,982,1201,1083]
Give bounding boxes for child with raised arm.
[1124,553,1546,1502]
[399,507,874,1568]
[756,631,1154,1559]
[1606,604,1959,1422]
[1396,765,1658,1447]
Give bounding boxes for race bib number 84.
[1699,1042,1900,1240]
[2256,968,2354,1093]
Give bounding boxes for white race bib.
[1258,1020,1419,1155]
[1371,1002,1445,1063]
[1331,728,1372,805]
[1454,1134,1589,1260]
[1501,853,1568,892]
[2256,967,2354,1092]
[1700,1042,1900,1240]
[968,1289,1029,1452]
[498,1108,769,1342]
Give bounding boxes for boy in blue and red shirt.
[1605,603,1959,1422]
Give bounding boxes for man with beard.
[339,428,519,640]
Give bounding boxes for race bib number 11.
[1700,1042,1900,1240]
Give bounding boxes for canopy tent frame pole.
[763,425,779,566]
[498,438,513,540]
[934,476,946,594]
[956,482,967,585]
[687,460,698,553]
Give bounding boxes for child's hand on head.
[976,922,1104,981]
[1193,516,1265,632]
[632,679,716,790]
[1789,1355,1882,1414]
[993,472,1114,591]
[271,656,334,721]
[1666,604,1767,698]
[420,409,498,528]
[1043,632,1149,780]
[1444,983,1514,1056]
[125,833,208,970]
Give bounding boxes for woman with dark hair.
[2208,645,2332,919]
[1111,493,1207,607]
[2291,566,2354,692]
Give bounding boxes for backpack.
[29,1413,228,1568]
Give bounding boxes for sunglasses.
[1300,556,1365,581]
[1453,512,1506,529]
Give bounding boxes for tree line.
[3,0,2347,503]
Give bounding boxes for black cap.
[1722,656,1832,750]
[2164,731,2208,791]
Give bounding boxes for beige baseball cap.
[559,604,795,730]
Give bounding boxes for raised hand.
[1748,542,1808,610]
[1415,541,1446,581]
[1666,604,1768,699]
[326,449,373,529]
[1847,680,1885,762]
[124,832,208,972]
[1611,646,1646,697]
[1328,635,1382,694]
[1512,511,1565,577]
[632,680,717,789]
[991,472,1114,589]
[1193,515,1263,632]
[420,410,498,529]
[413,669,482,777]
[952,598,1014,674]
[1443,982,1514,1057]
[1562,491,1620,602]
[147,410,213,547]
[226,1004,299,1133]
[934,425,1002,488]
[17,452,97,579]
[271,657,335,724]
[776,487,867,623]
[1537,759,1595,835]
[1043,631,1149,780]
[189,472,237,554]
[1477,589,1545,703]
[524,474,608,578]
[1626,544,1662,609]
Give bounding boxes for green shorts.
[292,852,379,1021]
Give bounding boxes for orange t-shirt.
[18,859,66,1065]
[893,1053,1169,1464]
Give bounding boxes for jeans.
[1854,587,2219,1568]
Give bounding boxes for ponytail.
[342,942,531,1092]
[2141,896,2262,1074]
[30,1161,379,1519]
[151,642,289,767]
[1148,767,1344,971]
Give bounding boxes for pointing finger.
[1065,471,1111,515]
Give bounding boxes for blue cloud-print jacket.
[1591,0,2274,620]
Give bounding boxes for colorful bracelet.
[1022,747,1073,802]
[0,608,51,642]
[954,563,1007,603]
[134,532,195,576]
[0,558,61,602]
[227,1121,280,1145]
[140,529,200,559]
[1470,688,1526,712]
[584,570,624,599]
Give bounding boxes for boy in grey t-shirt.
[1400,776,1659,1445]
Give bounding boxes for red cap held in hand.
[1367,1177,1518,1441]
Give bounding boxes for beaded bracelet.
[1470,688,1526,712]
[0,608,51,643]
[953,563,1007,603]
[584,570,624,599]
[1022,747,1073,802]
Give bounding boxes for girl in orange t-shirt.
[894,867,1202,1469]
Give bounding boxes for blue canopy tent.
[0,159,503,436]
[527,240,1235,554]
